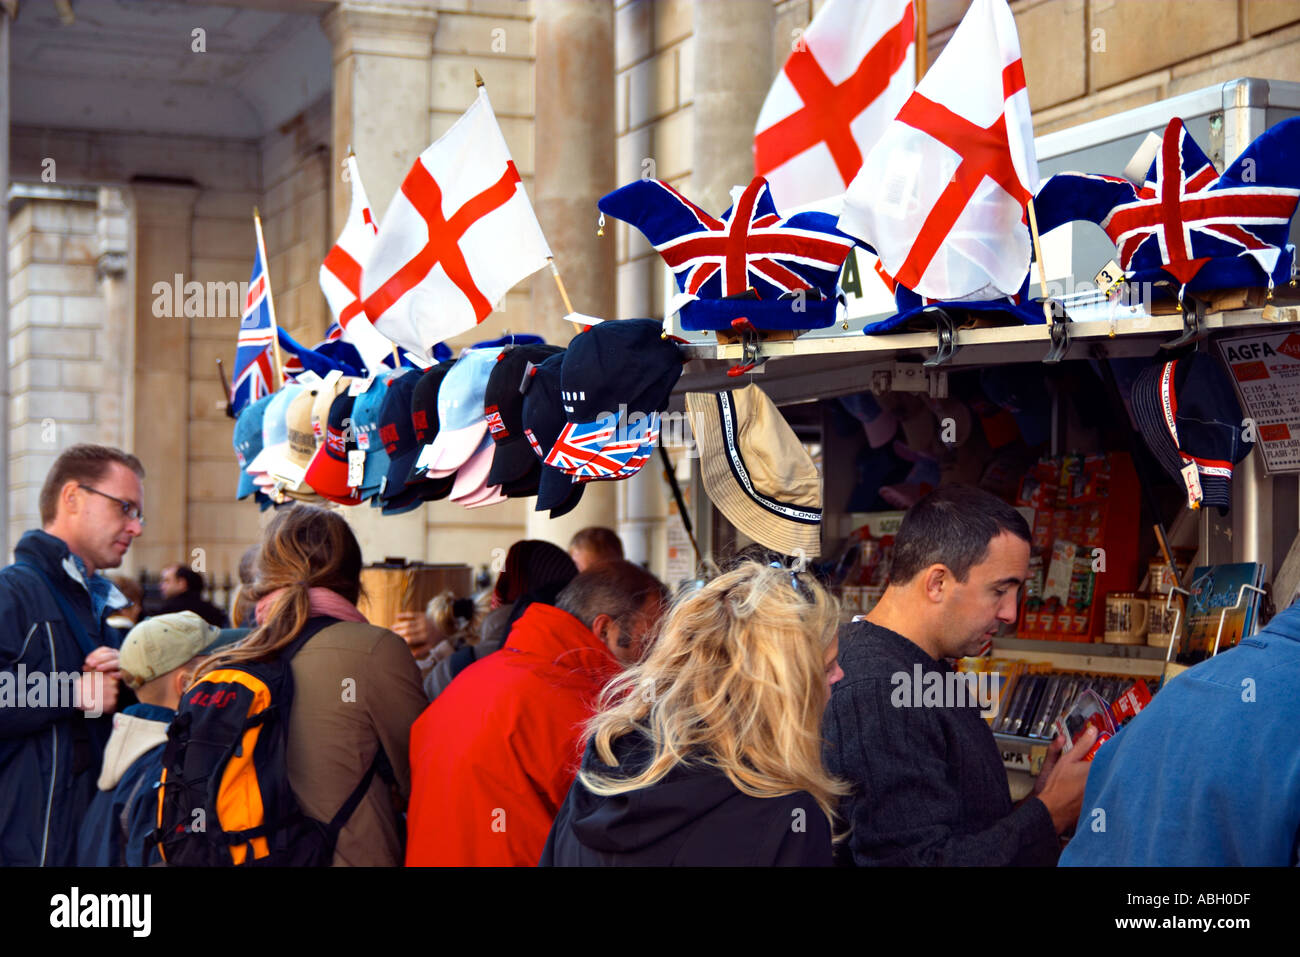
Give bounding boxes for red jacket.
[405,602,622,866]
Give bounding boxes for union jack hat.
[1035,116,1300,294]
[1130,352,1250,513]
[549,319,683,479]
[521,352,585,517]
[597,176,857,331]
[483,342,564,489]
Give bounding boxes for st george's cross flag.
[838,0,1038,302]
[361,88,552,358]
[319,154,398,371]
[754,0,915,210]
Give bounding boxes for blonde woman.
[540,561,847,866]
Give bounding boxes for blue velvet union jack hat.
[1035,116,1300,295]
[596,176,857,331]
[863,264,1049,335]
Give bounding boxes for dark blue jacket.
[77,703,171,867]
[1060,601,1300,866]
[0,529,122,865]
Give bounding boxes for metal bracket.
[725,319,767,378]
[1043,315,1072,364]
[1162,293,1209,350]
[922,308,960,368]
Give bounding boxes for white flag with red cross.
[753,0,915,211]
[319,154,399,371]
[361,88,552,357]
[838,0,1039,302]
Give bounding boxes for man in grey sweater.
[824,485,1096,866]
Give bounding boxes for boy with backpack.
[77,612,234,866]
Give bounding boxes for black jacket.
[0,530,122,865]
[540,731,833,866]
[157,591,230,629]
[823,620,1059,866]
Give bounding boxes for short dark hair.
[888,485,1031,584]
[568,526,624,563]
[40,444,145,525]
[555,560,667,642]
[171,565,205,594]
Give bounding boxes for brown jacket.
[286,620,427,866]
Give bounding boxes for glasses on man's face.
[79,485,145,526]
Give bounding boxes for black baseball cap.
[553,319,684,476]
[521,352,585,515]
[407,361,458,484]
[485,343,565,488]
[379,368,454,505]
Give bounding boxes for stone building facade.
[5,0,1300,587]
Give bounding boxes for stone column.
[527,0,620,550]
[322,1,440,233]
[692,0,772,211]
[130,181,199,575]
[96,188,131,458]
[322,1,439,565]
[1,11,10,559]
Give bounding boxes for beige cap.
[119,612,223,689]
[686,383,822,558]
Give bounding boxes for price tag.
[1180,461,1204,509]
[1094,259,1126,296]
[347,450,366,489]
[348,376,373,397]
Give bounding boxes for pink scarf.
[254,587,368,627]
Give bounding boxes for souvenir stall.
[655,77,1300,793]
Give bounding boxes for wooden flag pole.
[1026,196,1055,326]
[915,0,928,83]
[548,258,576,315]
[252,207,287,387]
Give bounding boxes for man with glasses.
[0,444,146,865]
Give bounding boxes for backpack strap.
[15,561,102,658]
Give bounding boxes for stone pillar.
[527,0,620,550]
[1,11,10,559]
[692,0,772,211]
[96,188,131,459]
[130,181,199,575]
[322,1,439,566]
[322,1,440,233]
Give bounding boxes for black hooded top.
[539,730,833,867]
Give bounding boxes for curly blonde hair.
[580,561,848,829]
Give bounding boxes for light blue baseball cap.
[351,370,408,496]
[245,384,305,479]
[419,346,502,473]
[233,393,275,500]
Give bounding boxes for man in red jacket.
[406,560,667,866]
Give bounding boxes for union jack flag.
[597,176,855,303]
[1036,117,1300,289]
[230,242,277,416]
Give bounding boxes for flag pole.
[252,207,287,386]
[915,0,928,83]
[1026,196,1055,325]
[548,258,576,315]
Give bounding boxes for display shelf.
[676,304,1300,367]
[993,637,1168,660]
[993,733,1050,775]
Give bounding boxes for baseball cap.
[406,362,458,483]
[1131,352,1251,512]
[378,369,455,505]
[303,391,365,505]
[245,384,305,479]
[233,393,274,500]
[119,611,224,689]
[351,371,402,496]
[521,352,585,515]
[419,347,502,474]
[485,343,565,488]
[449,434,499,503]
[552,319,684,477]
[269,388,321,492]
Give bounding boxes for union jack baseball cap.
[521,352,585,517]
[304,391,365,506]
[405,361,458,483]
[349,371,402,496]
[551,319,684,478]
[484,342,564,488]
